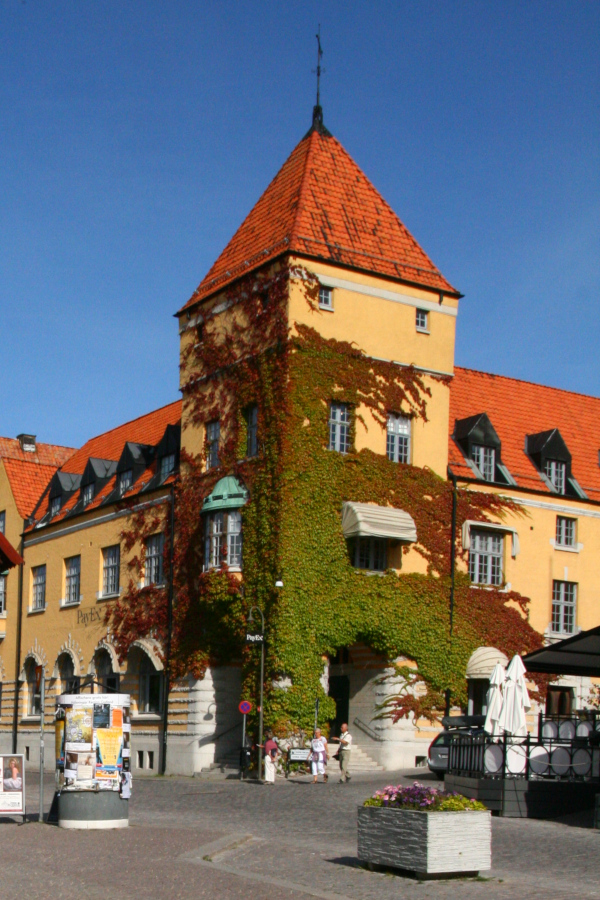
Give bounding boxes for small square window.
[416,309,429,332]
[319,286,333,310]
[556,516,576,547]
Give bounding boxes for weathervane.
[314,25,324,109]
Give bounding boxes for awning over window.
[341,502,417,543]
[523,625,600,677]
[461,520,520,558]
[202,475,249,513]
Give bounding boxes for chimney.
[17,434,36,453]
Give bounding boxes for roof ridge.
[72,398,182,452]
[456,366,600,403]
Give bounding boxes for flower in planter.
[363,781,486,812]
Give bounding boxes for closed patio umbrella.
[484,662,505,735]
[497,655,531,737]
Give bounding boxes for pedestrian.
[333,723,352,783]
[263,732,279,784]
[309,728,328,783]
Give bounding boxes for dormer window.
[50,496,61,517]
[82,484,94,506]
[160,453,176,480]
[118,469,133,496]
[471,445,496,482]
[544,459,565,495]
[454,413,512,485]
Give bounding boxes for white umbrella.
[497,654,531,737]
[484,662,505,735]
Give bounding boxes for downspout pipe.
[160,484,175,776]
[445,470,458,718]
[12,522,25,754]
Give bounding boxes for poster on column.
[0,755,25,815]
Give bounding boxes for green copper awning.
[202,475,249,513]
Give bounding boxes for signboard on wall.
[0,754,25,815]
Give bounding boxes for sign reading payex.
[245,632,264,644]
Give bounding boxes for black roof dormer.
[117,442,154,475]
[453,413,513,485]
[525,428,585,498]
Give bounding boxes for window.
[94,649,119,693]
[160,453,175,480]
[387,414,411,464]
[471,444,496,482]
[204,510,242,570]
[206,421,220,470]
[245,405,258,458]
[545,459,566,494]
[318,286,333,310]
[82,483,94,506]
[102,546,120,596]
[349,537,387,572]
[145,534,165,586]
[50,496,61,517]
[0,511,5,534]
[552,581,576,635]
[64,556,81,605]
[329,403,350,454]
[416,309,429,332]
[118,469,133,496]
[26,659,41,716]
[32,565,46,610]
[59,654,80,694]
[555,516,576,548]
[469,530,503,586]
[0,573,6,614]
[139,655,162,714]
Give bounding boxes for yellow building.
[2,105,599,774]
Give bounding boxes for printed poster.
[65,707,93,748]
[0,756,25,814]
[55,718,65,766]
[96,726,123,782]
[93,704,111,729]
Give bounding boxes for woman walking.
[309,728,328,784]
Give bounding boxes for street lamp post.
[247,605,265,782]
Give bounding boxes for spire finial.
[309,25,329,135]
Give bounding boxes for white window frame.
[204,510,242,570]
[118,469,133,496]
[329,403,350,454]
[102,545,120,597]
[555,516,576,548]
[469,529,503,586]
[416,309,429,333]
[82,483,94,506]
[544,459,566,494]
[206,421,220,470]
[471,444,496,482]
[64,555,81,606]
[50,496,61,517]
[387,414,411,464]
[32,565,46,611]
[145,534,165,586]
[318,286,333,310]
[551,580,576,635]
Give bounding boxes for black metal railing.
[449,730,600,782]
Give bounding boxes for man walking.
[337,723,352,783]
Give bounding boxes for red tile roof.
[449,367,600,502]
[180,126,459,312]
[2,458,60,518]
[63,401,182,474]
[0,437,74,467]
[29,400,182,527]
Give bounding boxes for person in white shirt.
[309,729,328,783]
[334,723,352,783]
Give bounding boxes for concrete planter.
[58,790,129,830]
[357,805,491,878]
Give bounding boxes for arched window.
[58,653,80,694]
[139,655,162,714]
[94,649,119,693]
[25,659,41,716]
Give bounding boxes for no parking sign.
[238,700,252,715]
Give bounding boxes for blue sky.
[1,1,598,448]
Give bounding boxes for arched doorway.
[58,653,80,694]
[94,648,120,693]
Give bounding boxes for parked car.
[427,715,486,779]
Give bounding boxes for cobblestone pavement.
[0,768,598,900]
